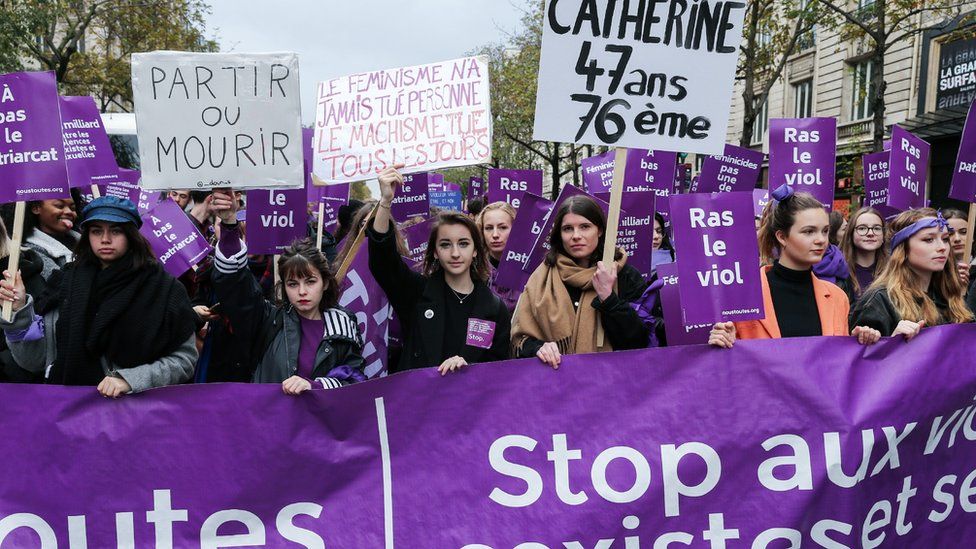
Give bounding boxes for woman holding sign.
[849,209,973,339]
[0,196,198,396]
[477,201,521,313]
[1,195,81,280]
[210,190,366,394]
[839,207,889,301]
[368,166,511,374]
[512,196,649,367]
[708,186,881,347]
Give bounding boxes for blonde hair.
[869,208,973,326]
[475,201,516,231]
[840,207,889,295]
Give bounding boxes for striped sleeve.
[313,377,344,389]
[214,238,248,274]
[321,308,362,345]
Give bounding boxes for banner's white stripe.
[375,397,394,548]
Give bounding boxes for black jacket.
[516,261,649,358]
[213,243,365,386]
[850,286,957,336]
[367,222,511,373]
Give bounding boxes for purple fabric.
[768,117,837,210]
[629,278,663,348]
[887,125,930,211]
[217,221,243,257]
[950,100,976,202]
[338,242,390,378]
[5,324,974,546]
[4,313,44,343]
[854,262,876,297]
[298,316,325,381]
[812,244,850,284]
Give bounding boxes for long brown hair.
[869,208,972,326]
[277,238,339,311]
[840,207,889,295]
[757,190,825,264]
[423,211,490,282]
[545,195,621,266]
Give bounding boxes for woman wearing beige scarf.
[512,196,649,367]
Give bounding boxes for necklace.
[449,286,471,304]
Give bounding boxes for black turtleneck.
[767,261,822,338]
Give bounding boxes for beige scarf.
[512,252,627,356]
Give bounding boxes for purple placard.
[59,96,119,188]
[657,262,713,346]
[392,172,430,221]
[624,149,677,195]
[0,71,70,202]
[887,125,930,211]
[338,242,390,378]
[465,318,496,349]
[139,199,211,277]
[595,190,655,277]
[104,170,162,214]
[495,192,552,290]
[468,176,485,200]
[769,118,837,210]
[487,169,543,208]
[670,191,765,324]
[752,188,769,218]
[401,218,432,271]
[246,188,308,254]
[695,144,764,193]
[581,149,615,193]
[675,163,689,194]
[862,151,901,218]
[950,100,976,203]
[321,196,344,233]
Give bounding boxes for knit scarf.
[48,255,196,386]
[512,252,627,356]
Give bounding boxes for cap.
[81,195,142,229]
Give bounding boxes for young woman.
[512,195,649,367]
[210,189,366,394]
[368,166,511,374]
[839,207,889,301]
[651,212,675,268]
[943,208,973,287]
[850,209,973,339]
[709,185,881,347]
[477,201,520,313]
[0,197,81,280]
[0,196,197,396]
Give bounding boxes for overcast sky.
[206,0,525,123]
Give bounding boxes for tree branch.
[816,0,882,43]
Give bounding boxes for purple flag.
[429,190,463,211]
[887,125,930,211]
[468,176,485,200]
[1,325,974,546]
[695,144,764,193]
[495,192,552,290]
[487,169,544,209]
[59,96,119,188]
[581,149,615,193]
[769,118,837,210]
[950,100,976,203]
[338,243,390,378]
[669,191,765,324]
[657,262,713,345]
[752,188,769,218]
[392,173,430,221]
[401,218,432,271]
[104,170,162,214]
[139,199,211,277]
[0,71,70,202]
[246,188,308,254]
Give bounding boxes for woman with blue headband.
[709,185,881,347]
[850,208,973,340]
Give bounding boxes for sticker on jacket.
[465,318,496,349]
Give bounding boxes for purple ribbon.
[770,184,794,203]
[890,212,948,251]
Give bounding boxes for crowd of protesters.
[0,163,973,397]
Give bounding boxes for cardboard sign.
[581,149,616,193]
[59,96,119,188]
[768,118,837,210]
[657,262,712,346]
[0,71,70,202]
[950,100,976,203]
[392,172,430,221]
[487,169,544,209]
[131,52,304,190]
[494,192,553,290]
[313,56,492,183]
[533,0,746,154]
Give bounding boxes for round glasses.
[854,225,884,236]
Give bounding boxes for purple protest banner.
[104,170,163,214]
[321,197,344,233]
[59,96,119,188]
[1,325,975,546]
[139,199,211,277]
[752,188,769,218]
[487,168,543,209]
[338,244,390,378]
[246,188,308,254]
[468,176,485,200]
[581,149,615,193]
[887,125,930,211]
[0,71,70,202]
[392,172,430,221]
[670,191,764,324]
[401,218,432,271]
[657,262,712,345]
[695,144,764,193]
[495,192,552,290]
[769,117,837,210]
[950,100,976,202]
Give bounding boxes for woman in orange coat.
[708,185,881,347]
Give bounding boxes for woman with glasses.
[839,207,889,302]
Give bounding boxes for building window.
[850,59,874,120]
[77,33,86,54]
[796,0,816,50]
[793,80,813,118]
[752,99,769,144]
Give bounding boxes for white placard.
[132,51,304,190]
[533,1,746,155]
[313,56,492,184]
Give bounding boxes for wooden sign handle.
[90,185,101,199]
[316,201,326,250]
[2,202,26,322]
[601,148,628,266]
[334,204,379,284]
